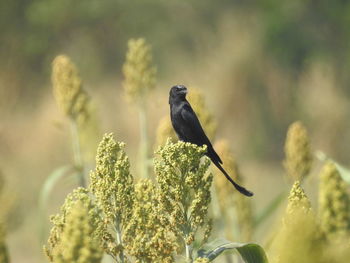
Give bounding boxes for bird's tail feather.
[214,161,254,197]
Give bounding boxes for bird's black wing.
[180,104,210,145]
[180,103,222,164]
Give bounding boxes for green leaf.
[315,151,327,162]
[197,238,268,262]
[333,162,350,184]
[39,165,75,210]
[316,151,350,184]
[254,191,287,228]
[38,165,75,242]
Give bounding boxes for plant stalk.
[116,223,125,263]
[185,243,193,263]
[70,120,85,187]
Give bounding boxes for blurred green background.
[1,0,350,262]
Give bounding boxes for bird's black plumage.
[169,85,253,197]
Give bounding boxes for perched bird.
[169,85,253,197]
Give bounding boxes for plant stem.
[138,100,149,179]
[70,120,85,187]
[185,243,193,263]
[116,223,125,263]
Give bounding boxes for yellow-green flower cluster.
[286,180,312,216]
[270,181,322,263]
[44,187,102,262]
[213,140,253,241]
[89,133,134,256]
[54,200,103,263]
[122,38,156,103]
[52,55,90,126]
[319,161,350,239]
[124,179,177,263]
[283,121,312,181]
[154,140,213,247]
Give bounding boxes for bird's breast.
[170,104,188,141]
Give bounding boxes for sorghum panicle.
[122,38,156,103]
[283,121,312,182]
[319,161,350,239]
[89,133,134,256]
[124,179,177,263]
[154,140,213,247]
[52,55,90,126]
[44,187,102,262]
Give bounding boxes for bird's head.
[169,85,188,103]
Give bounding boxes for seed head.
[122,38,156,103]
[286,180,312,216]
[44,187,102,262]
[89,133,134,257]
[319,161,350,239]
[52,55,90,126]
[124,179,177,263]
[154,140,213,246]
[54,200,103,263]
[270,181,322,263]
[283,121,312,182]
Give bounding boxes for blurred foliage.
[0,173,10,263]
[0,224,9,263]
[2,0,350,161]
[0,171,20,233]
[3,0,350,93]
[258,0,350,74]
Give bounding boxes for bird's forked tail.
[214,161,254,197]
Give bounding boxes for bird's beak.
[180,87,188,95]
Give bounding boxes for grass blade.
[254,191,287,228]
[39,165,74,243]
[316,151,350,184]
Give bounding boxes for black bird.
[169,85,253,197]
